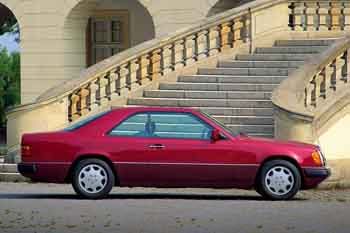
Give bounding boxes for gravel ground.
[0,182,349,233]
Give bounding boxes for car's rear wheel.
[257,160,301,200]
[72,158,115,199]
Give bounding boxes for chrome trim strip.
[113,162,260,166]
[23,162,72,165]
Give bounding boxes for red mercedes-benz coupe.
[18,107,330,200]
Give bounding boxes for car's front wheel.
[72,158,115,199]
[257,160,301,200]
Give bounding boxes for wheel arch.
[65,154,119,185]
[255,155,304,189]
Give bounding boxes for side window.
[150,112,212,140]
[109,112,213,139]
[109,113,149,136]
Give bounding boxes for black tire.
[72,158,115,199]
[257,160,301,200]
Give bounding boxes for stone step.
[159,82,278,92]
[255,46,326,54]
[236,53,312,61]
[218,60,304,68]
[144,90,272,100]
[197,68,293,76]
[199,107,274,116]
[178,75,286,84]
[0,173,29,183]
[127,98,273,108]
[213,116,274,125]
[228,124,274,134]
[0,163,18,173]
[275,39,334,47]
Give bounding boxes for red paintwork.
[20,107,327,189]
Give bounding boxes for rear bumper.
[304,167,331,178]
[17,162,71,183]
[18,163,37,174]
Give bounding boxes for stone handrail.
[272,36,350,134]
[8,0,288,122]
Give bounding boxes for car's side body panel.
[19,107,329,190]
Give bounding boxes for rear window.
[64,111,110,131]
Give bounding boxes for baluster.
[233,17,243,47]
[220,21,233,50]
[97,75,110,105]
[79,86,90,116]
[294,2,305,31]
[151,49,162,80]
[108,68,119,99]
[304,84,313,108]
[197,30,209,60]
[318,2,329,31]
[208,26,220,56]
[312,73,323,107]
[323,65,333,98]
[88,80,99,111]
[330,2,342,30]
[138,54,151,85]
[344,3,350,30]
[306,2,317,31]
[129,59,139,89]
[174,39,185,69]
[309,76,316,107]
[334,55,346,88]
[69,93,81,121]
[185,35,196,65]
[117,64,129,95]
[162,44,174,74]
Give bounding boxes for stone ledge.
[0,173,29,183]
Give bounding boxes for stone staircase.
[128,39,333,138]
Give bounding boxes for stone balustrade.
[289,1,350,31]
[305,47,349,109]
[272,37,350,142]
[64,8,252,122]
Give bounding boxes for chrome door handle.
[149,144,165,149]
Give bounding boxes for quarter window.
[109,112,213,140]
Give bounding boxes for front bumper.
[18,163,37,174]
[304,167,331,178]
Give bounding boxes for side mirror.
[211,129,221,142]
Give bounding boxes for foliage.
[0,6,19,42]
[0,47,20,126]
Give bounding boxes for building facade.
[0,0,243,104]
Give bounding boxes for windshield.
[200,110,237,137]
[64,110,110,131]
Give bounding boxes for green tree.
[0,5,19,41]
[0,47,20,126]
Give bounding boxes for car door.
[107,111,235,187]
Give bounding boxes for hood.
[238,135,317,150]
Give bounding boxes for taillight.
[21,145,32,157]
[311,150,323,166]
